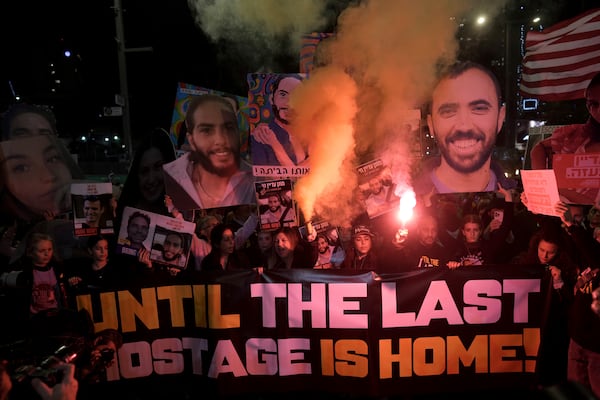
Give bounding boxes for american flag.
[520,8,600,102]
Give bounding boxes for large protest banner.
[76,264,549,397]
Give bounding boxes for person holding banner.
[342,225,380,271]
[512,226,577,386]
[65,235,118,293]
[385,212,457,271]
[272,227,316,269]
[448,184,514,267]
[201,224,249,271]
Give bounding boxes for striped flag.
[520,8,600,102]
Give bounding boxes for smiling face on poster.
[116,207,154,256]
[255,179,297,230]
[71,182,114,236]
[149,227,193,269]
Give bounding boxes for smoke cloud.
[290,0,508,225]
[187,0,508,226]
[187,0,330,70]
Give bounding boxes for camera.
[0,270,28,289]
[11,341,85,385]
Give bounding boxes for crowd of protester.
[0,95,599,399]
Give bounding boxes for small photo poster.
[115,207,194,266]
[299,219,345,269]
[255,179,297,231]
[71,182,114,237]
[356,159,400,219]
[149,221,195,270]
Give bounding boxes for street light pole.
[113,0,133,161]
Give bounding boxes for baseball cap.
[353,225,375,237]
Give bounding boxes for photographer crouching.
[0,307,122,400]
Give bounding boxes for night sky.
[1,0,597,147]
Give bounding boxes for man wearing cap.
[342,225,379,270]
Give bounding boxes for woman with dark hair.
[342,225,380,271]
[513,225,577,387]
[272,226,316,269]
[115,128,176,226]
[201,223,249,271]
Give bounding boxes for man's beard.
[189,146,239,176]
[163,252,179,262]
[438,128,496,174]
[272,104,290,125]
[269,205,281,213]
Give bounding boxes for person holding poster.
[201,224,249,271]
[251,74,308,167]
[162,95,255,210]
[413,61,515,195]
[530,72,600,170]
[529,72,600,205]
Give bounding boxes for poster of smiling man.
[149,218,195,271]
[71,182,114,237]
[255,179,297,231]
[169,82,250,161]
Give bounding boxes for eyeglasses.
[586,99,599,109]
